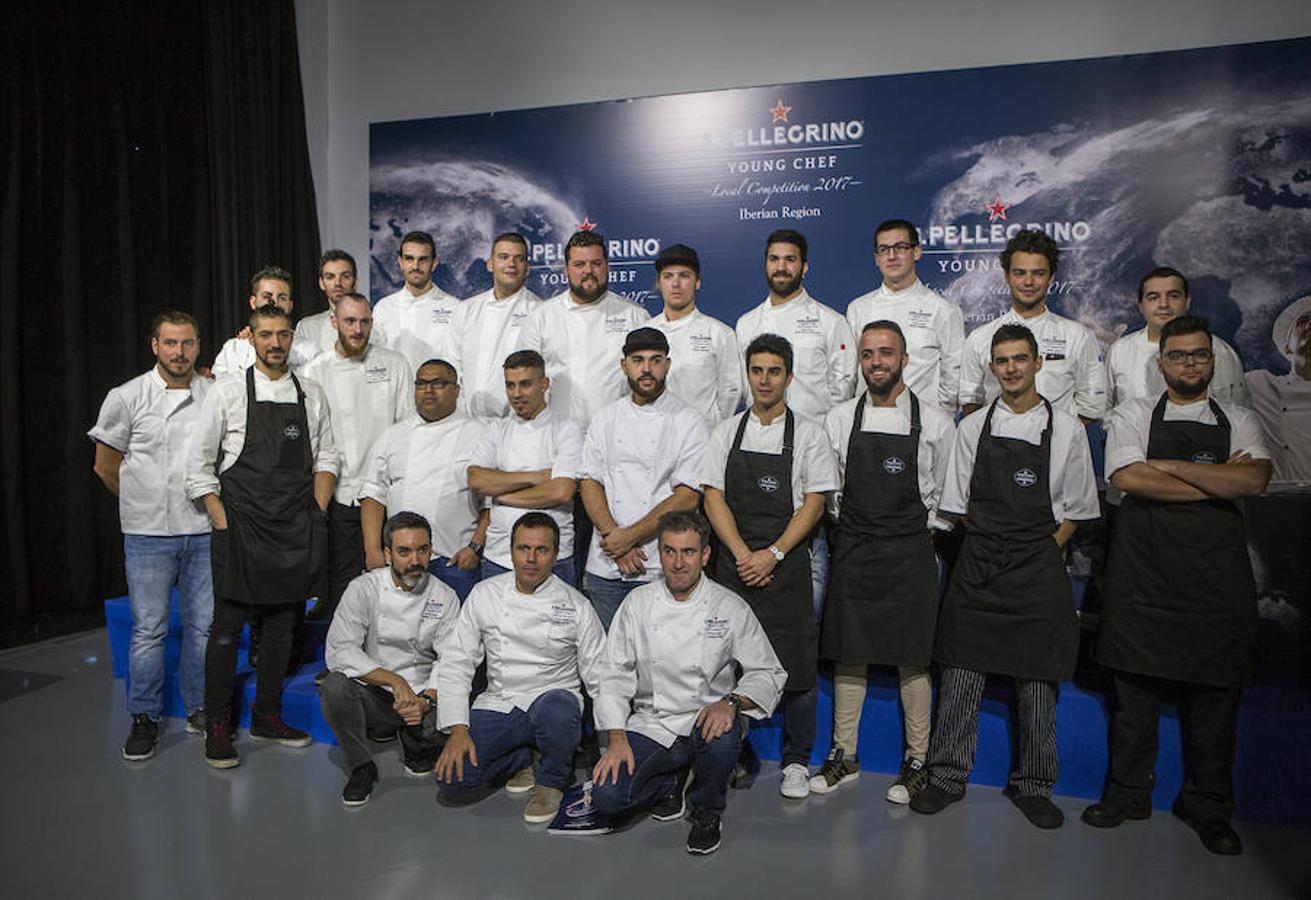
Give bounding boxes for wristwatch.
[723,693,743,714]
[767,545,785,562]
[467,540,485,558]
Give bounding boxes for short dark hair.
[745,333,794,375]
[999,229,1059,274]
[860,319,907,353]
[250,265,293,296]
[417,357,457,379]
[248,303,291,330]
[151,310,198,339]
[990,323,1039,357]
[319,249,357,276]
[503,349,546,374]
[398,231,436,256]
[874,219,919,247]
[765,228,808,263]
[1160,315,1212,349]
[335,291,370,309]
[492,232,528,252]
[1137,266,1189,301]
[383,511,432,549]
[564,230,606,263]
[657,510,711,550]
[511,511,560,551]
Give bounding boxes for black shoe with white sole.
[343,762,378,807]
[651,769,691,821]
[686,807,722,855]
[123,715,159,761]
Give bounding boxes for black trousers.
[205,597,299,719]
[318,672,443,770]
[1105,670,1241,821]
[326,500,364,613]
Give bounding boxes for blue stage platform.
[105,594,1310,828]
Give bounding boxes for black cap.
[622,326,670,356]
[654,243,700,274]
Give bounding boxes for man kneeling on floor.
[591,511,787,855]
[319,511,460,806]
[435,512,606,823]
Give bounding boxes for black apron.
[933,398,1077,681]
[211,367,328,606]
[1097,396,1257,687]
[712,409,815,691]
[821,392,940,667]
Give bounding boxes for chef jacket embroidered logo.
[283,423,302,441]
[703,616,729,639]
[549,603,578,625]
[758,475,780,493]
[883,456,906,475]
[1191,450,1219,464]
[421,599,445,619]
[1013,467,1037,487]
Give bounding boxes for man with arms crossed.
[592,511,787,855]
[91,310,213,759]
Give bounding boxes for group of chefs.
[90,219,1283,856]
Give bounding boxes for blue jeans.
[583,573,643,631]
[429,556,482,602]
[123,533,213,717]
[593,718,745,816]
[480,557,575,585]
[442,689,581,792]
[810,524,829,625]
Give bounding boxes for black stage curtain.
[0,2,322,646]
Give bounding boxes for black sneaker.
[343,761,378,807]
[686,807,722,855]
[909,781,963,815]
[651,769,691,821]
[809,748,860,795]
[249,713,312,748]
[886,757,928,804]
[403,748,438,778]
[122,715,159,761]
[185,709,206,735]
[204,718,240,769]
[1008,792,1065,829]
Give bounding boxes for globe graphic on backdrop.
[926,91,1311,371]
[369,160,580,301]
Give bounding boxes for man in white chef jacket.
[453,232,543,419]
[319,512,460,807]
[844,218,964,412]
[90,310,213,761]
[435,513,606,825]
[648,243,743,423]
[359,358,489,601]
[210,266,322,377]
[301,293,413,618]
[592,511,787,856]
[959,230,1106,423]
[467,349,582,583]
[371,231,463,373]
[294,250,359,362]
[578,327,709,629]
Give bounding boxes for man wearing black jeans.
[186,304,339,769]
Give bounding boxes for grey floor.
[2,630,1309,900]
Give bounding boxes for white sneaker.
[780,763,811,799]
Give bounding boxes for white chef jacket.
[1105,328,1251,409]
[519,289,652,424]
[579,390,709,581]
[1245,371,1311,490]
[454,285,543,419]
[960,308,1107,421]
[823,389,957,529]
[210,335,321,380]
[701,407,840,511]
[469,406,582,569]
[300,344,413,505]
[595,574,787,748]
[940,400,1100,524]
[359,412,488,558]
[435,571,606,727]
[324,567,461,696]
[293,310,340,361]
[845,279,965,412]
[371,284,464,373]
[184,368,338,500]
[88,368,212,536]
[734,289,857,418]
[650,308,744,422]
[1104,396,1272,490]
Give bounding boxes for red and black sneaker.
[204,718,240,769]
[249,713,312,748]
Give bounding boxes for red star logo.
[985,196,1009,222]
[769,99,792,124]
[577,215,598,232]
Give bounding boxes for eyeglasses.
[415,377,455,389]
[1162,348,1214,365]
[875,242,915,257]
